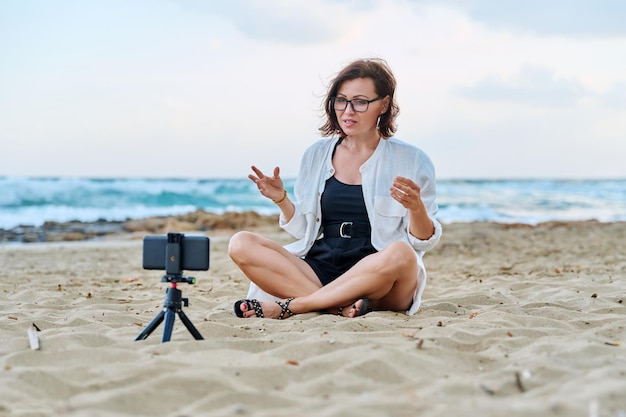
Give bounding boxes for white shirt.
[247,136,442,315]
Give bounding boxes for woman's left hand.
[390,176,423,210]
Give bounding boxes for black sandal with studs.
[234,299,264,318]
[276,297,295,320]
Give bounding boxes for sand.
[1,221,625,417]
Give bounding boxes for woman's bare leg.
[228,231,322,317]
[233,240,419,319]
[295,241,419,315]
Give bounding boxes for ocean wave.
[1,177,624,229]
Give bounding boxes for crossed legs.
[228,231,418,319]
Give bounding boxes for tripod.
[135,232,207,343]
[135,274,204,342]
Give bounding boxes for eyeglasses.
[332,96,382,113]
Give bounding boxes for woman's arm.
[390,176,435,240]
[274,190,295,222]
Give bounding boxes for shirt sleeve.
[278,142,320,239]
[408,217,442,252]
[406,147,442,252]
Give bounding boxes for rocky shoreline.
[0,209,281,243]
[1,209,614,244]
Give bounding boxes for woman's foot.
[337,298,372,318]
[234,298,296,319]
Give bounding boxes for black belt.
[323,222,371,239]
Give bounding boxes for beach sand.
[1,220,625,417]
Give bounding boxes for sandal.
[234,299,264,318]
[354,298,372,317]
[338,298,372,318]
[276,297,295,320]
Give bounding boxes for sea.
[1,176,625,230]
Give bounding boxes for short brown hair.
[319,58,399,139]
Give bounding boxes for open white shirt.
[247,136,442,315]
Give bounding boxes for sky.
[1,0,625,179]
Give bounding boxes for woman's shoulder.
[384,137,431,159]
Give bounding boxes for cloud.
[456,65,587,107]
[600,83,626,108]
[172,0,344,44]
[406,0,626,38]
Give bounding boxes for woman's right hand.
[249,166,285,202]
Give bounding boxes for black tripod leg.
[178,310,204,340]
[161,308,176,343]
[135,285,203,342]
[135,309,165,341]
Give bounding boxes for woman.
[228,58,442,319]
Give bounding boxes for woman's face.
[335,77,387,138]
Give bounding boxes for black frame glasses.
[332,96,383,113]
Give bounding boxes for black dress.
[303,176,378,286]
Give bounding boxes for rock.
[0,210,280,243]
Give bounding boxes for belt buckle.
[339,222,353,238]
